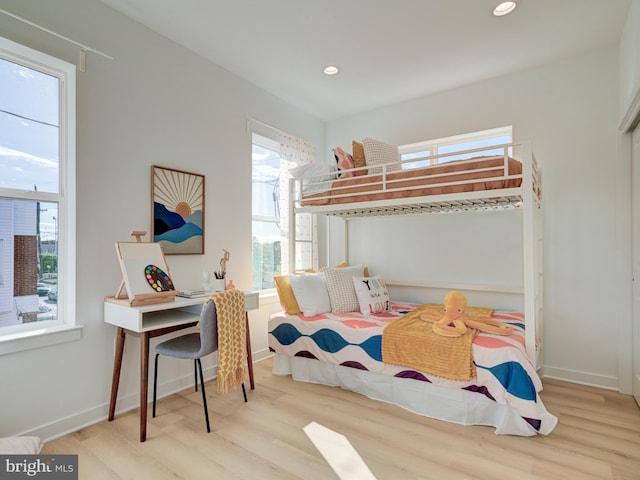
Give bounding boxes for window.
[252,135,285,291]
[251,133,314,291]
[400,126,512,169]
[0,36,77,350]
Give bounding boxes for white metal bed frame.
[288,142,543,368]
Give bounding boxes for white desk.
[104,292,259,442]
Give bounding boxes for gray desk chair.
[152,300,247,433]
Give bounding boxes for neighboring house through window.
[0,36,77,351]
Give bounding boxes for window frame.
[251,133,287,293]
[251,132,316,293]
[399,126,513,167]
[252,134,283,233]
[0,36,80,354]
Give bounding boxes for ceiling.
[99,0,631,121]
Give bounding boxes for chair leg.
[152,353,160,418]
[241,382,247,403]
[194,359,198,392]
[196,358,211,433]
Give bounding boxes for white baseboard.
[542,365,619,391]
[252,347,272,363]
[26,351,274,442]
[27,367,214,442]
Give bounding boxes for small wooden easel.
[107,231,179,307]
[114,231,147,300]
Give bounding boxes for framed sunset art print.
[151,165,205,255]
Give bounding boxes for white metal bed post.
[343,217,349,266]
[534,156,544,372]
[289,177,297,273]
[521,141,539,368]
[324,216,349,268]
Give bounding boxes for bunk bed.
[268,142,553,435]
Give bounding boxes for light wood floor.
[43,358,640,480]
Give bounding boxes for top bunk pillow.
[362,138,401,174]
[288,273,331,316]
[289,162,337,195]
[332,147,355,179]
[324,265,365,313]
[351,141,367,176]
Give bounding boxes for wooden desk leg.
[139,331,150,442]
[245,312,255,390]
[108,327,126,421]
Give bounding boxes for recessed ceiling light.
[493,1,517,16]
[323,65,340,75]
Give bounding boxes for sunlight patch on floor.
[303,421,377,480]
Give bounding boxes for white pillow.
[324,265,365,313]
[362,138,401,174]
[289,162,337,195]
[288,273,331,316]
[352,276,391,314]
[0,436,43,454]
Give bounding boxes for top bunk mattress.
[300,155,523,207]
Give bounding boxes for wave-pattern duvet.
[268,301,557,435]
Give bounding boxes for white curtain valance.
[278,132,316,165]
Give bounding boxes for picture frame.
[151,165,205,255]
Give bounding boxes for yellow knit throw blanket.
[205,290,247,393]
[382,307,478,381]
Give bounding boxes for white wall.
[0,0,324,438]
[619,0,640,114]
[617,0,640,394]
[326,47,623,390]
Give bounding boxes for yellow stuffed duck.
[421,290,514,337]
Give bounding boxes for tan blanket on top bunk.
[301,155,522,206]
[382,308,478,381]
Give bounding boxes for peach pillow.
[352,141,367,176]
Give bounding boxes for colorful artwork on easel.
[115,242,178,304]
[151,166,205,255]
[144,265,175,292]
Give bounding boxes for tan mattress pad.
[301,155,522,206]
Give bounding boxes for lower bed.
[268,301,557,436]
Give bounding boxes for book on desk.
[177,290,214,298]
